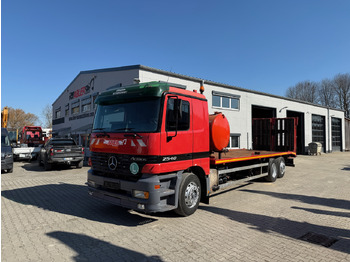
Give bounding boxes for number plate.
[64,157,73,161]
[104,181,120,190]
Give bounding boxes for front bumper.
[1,157,13,171]
[87,169,181,213]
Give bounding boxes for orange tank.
[209,112,230,152]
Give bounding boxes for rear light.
[88,157,92,166]
[82,147,85,154]
[50,148,54,156]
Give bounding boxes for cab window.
[166,98,190,131]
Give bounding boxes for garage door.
[332,117,342,151]
[312,114,325,152]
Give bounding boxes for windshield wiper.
[124,133,143,138]
[93,128,110,138]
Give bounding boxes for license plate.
[104,181,120,190]
[64,157,73,161]
[19,154,28,158]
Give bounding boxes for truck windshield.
[93,98,161,133]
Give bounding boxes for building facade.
[52,65,346,155]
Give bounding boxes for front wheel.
[175,173,201,217]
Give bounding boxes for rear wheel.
[265,159,277,182]
[175,173,201,217]
[276,157,286,178]
[44,156,52,171]
[76,160,83,168]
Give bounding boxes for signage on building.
[70,85,91,100]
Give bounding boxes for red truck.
[87,81,296,216]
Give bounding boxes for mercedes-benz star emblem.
[108,156,118,171]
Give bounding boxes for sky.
[2,0,350,126]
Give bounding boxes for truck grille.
[91,152,146,181]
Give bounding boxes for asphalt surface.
[1,152,350,261]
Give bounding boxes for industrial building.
[52,65,346,156]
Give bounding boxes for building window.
[55,107,61,119]
[227,134,240,149]
[82,96,92,112]
[71,100,80,115]
[65,104,69,116]
[212,91,240,110]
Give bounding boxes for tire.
[7,168,13,173]
[265,159,277,182]
[38,155,43,166]
[175,173,201,217]
[76,160,83,169]
[44,156,52,171]
[276,157,286,178]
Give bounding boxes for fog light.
[87,180,96,188]
[137,204,145,210]
[133,190,149,199]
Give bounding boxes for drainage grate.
[299,232,339,248]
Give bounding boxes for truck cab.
[88,82,210,215]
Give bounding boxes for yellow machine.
[1,107,9,128]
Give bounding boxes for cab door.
[160,95,193,173]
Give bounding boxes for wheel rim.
[184,182,199,208]
[271,163,277,178]
[279,161,286,175]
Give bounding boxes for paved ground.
[1,152,350,262]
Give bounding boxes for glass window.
[65,104,69,116]
[227,134,240,148]
[222,97,229,108]
[231,98,239,109]
[166,98,190,131]
[55,108,61,119]
[212,95,220,107]
[93,98,161,133]
[212,92,240,110]
[71,100,80,115]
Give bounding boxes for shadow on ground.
[1,183,158,226]
[47,231,163,261]
[200,205,350,254]
[240,189,350,210]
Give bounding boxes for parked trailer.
[87,81,296,216]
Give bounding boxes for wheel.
[76,160,83,168]
[276,157,286,178]
[7,168,13,173]
[38,155,43,166]
[175,173,201,216]
[44,156,52,171]
[265,159,277,182]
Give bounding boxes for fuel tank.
[209,112,230,152]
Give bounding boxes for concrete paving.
[2,152,350,261]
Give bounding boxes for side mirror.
[174,99,183,119]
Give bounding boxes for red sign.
[74,86,86,98]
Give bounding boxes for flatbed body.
[211,149,296,166]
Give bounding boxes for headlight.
[5,153,12,159]
[133,190,149,199]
